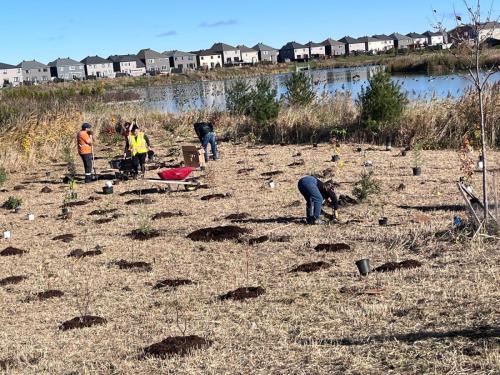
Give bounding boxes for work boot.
[311,219,327,225]
[85,175,92,184]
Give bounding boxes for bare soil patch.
[0,275,28,286]
[338,195,358,206]
[374,259,423,273]
[88,208,118,216]
[52,234,75,243]
[40,186,53,193]
[290,261,331,273]
[125,198,155,206]
[95,218,114,224]
[153,279,194,290]
[129,229,161,241]
[67,249,102,258]
[225,213,250,220]
[314,243,351,252]
[120,188,160,196]
[34,290,65,301]
[13,185,26,191]
[237,168,255,174]
[219,286,266,301]
[141,335,212,359]
[63,200,90,208]
[59,316,107,331]
[0,247,28,256]
[261,171,283,177]
[248,235,269,245]
[112,259,152,272]
[201,193,230,201]
[187,226,251,242]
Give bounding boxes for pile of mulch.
[0,247,28,256]
[314,243,351,252]
[374,259,423,273]
[219,286,266,301]
[88,209,118,216]
[153,279,194,290]
[288,160,305,167]
[338,195,358,206]
[40,186,53,193]
[67,248,102,259]
[187,226,251,242]
[52,234,75,243]
[237,168,255,174]
[261,171,283,177]
[129,229,161,241]
[290,261,331,273]
[33,290,65,301]
[286,200,302,208]
[152,211,185,220]
[125,198,154,206]
[141,336,212,359]
[63,201,90,208]
[0,275,28,286]
[112,259,152,272]
[247,235,269,245]
[120,188,160,196]
[201,193,231,201]
[59,316,107,331]
[13,185,26,191]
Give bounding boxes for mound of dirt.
[88,209,118,216]
[52,234,75,243]
[67,249,102,258]
[95,218,114,224]
[338,195,358,206]
[288,160,305,167]
[59,316,107,331]
[225,213,250,220]
[201,193,230,201]
[286,200,302,208]
[374,259,423,273]
[142,335,212,359]
[152,211,185,220]
[187,226,251,242]
[0,247,27,256]
[112,259,152,272]
[270,235,291,243]
[13,185,26,191]
[36,290,65,301]
[63,201,90,208]
[261,171,283,177]
[129,229,161,241]
[314,243,351,252]
[290,261,331,273]
[248,235,269,245]
[219,286,266,301]
[0,275,28,286]
[120,188,160,196]
[125,198,154,206]
[40,186,53,193]
[153,279,194,290]
[237,168,255,174]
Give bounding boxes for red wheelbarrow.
[146,167,201,191]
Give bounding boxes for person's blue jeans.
[202,132,218,162]
[298,176,323,223]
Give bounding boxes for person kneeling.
[125,124,153,179]
[297,175,339,225]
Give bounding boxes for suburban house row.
[1,23,499,87]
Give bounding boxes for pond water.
[141,66,500,113]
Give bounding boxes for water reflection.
[142,66,500,113]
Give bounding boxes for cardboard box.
[182,145,206,168]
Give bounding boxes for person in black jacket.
[194,122,219,162]
[297,176,339,225]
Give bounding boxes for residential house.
[81,55,115,79]
[406,32,428,48]
[423,31,448,46]
[390,33,414,49]
[358,36,386,53]
[137,49,170,74]
[0,63,22,86]
[278,41,310,62]
[372,34,395,51]
[322,38,346,56]
[193,49,222,70]
[48,57,85,80]
[163,50,197,73]
[338,36,366,55]
[252,43,279,63]
[17,60,51,83]
[306,41,326,58]
[237,45,259,64]
[108,55,146,77]
[448,22,500,44]
[210,43,241,65]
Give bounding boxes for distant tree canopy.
[283,71,316,106]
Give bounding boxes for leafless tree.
[435,0,499,224]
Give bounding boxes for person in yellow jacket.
[124,124,153,178]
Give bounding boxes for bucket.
[412,167,421,176]
[103,186,113,195]
[355,259,370,276]
[268,181,276,189]
[27,213,35,221]
[379,217,388,226]
[332,155,340,162]
[62,207,70,215]
[3,230,11,239]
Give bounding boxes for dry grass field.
[0,136,499,374]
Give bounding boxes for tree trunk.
[478,87,489,223]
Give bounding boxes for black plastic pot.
[62,207,70,215]
[103,186,113,195]
[412,167,421,176]
[312,143,318,148]
[401,150,407,157]
[379,217,388,226]
[332,154,340,162]
[479,155,483,162]
[355,259,370,276]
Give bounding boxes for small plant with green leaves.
[3,196,22,210]
[352,171,381,202]
[412,142,423,168]
[0,167,7,187]
[62,144,77,181]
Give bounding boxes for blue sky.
[0,0,495,64]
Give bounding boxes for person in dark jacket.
[297,176,339,225]
[194,122,218,162]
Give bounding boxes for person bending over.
[194,121,219,162]
[297,175,339,225]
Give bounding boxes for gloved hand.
[87,130,93,136]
